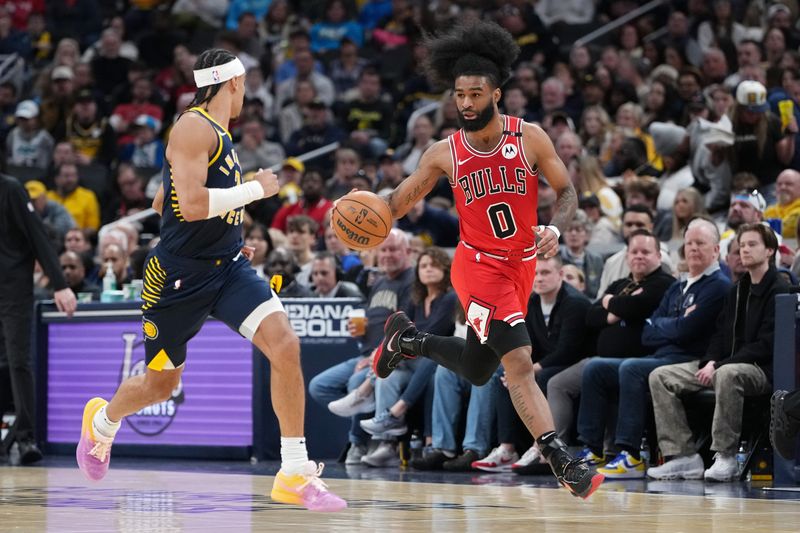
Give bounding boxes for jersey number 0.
[487,202,516,239]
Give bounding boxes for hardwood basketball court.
[1,460,798,532]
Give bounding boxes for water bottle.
[640,437,651,467]
[410,431,423,461]
[736,440,748,476]
[101,261,117,302]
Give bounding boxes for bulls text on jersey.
[455,165,527,206]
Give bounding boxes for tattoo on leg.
[509,382,537,432]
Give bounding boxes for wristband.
[206,181,264,219]
[546,225,561,240]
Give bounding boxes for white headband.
[193,58,246,88]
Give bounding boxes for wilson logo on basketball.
[119,332,184,436]
[336,217,370,246]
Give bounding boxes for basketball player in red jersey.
[371,21,604,498]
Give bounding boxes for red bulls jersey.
[447,115,539,259]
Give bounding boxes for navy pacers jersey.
[159,107,245,259]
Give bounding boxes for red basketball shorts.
[450,242,537,344]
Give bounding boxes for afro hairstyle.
[423,20,520,90]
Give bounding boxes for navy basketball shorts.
[140,246,284,370]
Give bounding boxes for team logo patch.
[502,144,518,159]
[142,319,159,340]
[466,298,496,343]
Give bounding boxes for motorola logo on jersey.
[119,332,184,436]
[502,144,518,159]
[456,165,527,205]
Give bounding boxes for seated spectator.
[578,219,730,479]
[309,0,363,54]
[308,229,414,464]
[278,80,316,145]
[596,205,673,298]
[109,76,163,145]
[648,224,787,482]
[724,236,747,283]
[311,251,365,300]
[277,158,305,205]
[472,255,592,474]
[235,117,285,174]
[562,264,586,292]
[275,48,335,110]
[549,230,674,447]
[329,38,368,96]
[60,250,101,301]
[337,67,393,157]
[559,209,603,298]
[394,114,436,177]
[397,199,459,248]
[244,223,274,279]
[650,122,693,212]
[103,163,152,225]
[665,187,707,264]
[325,146,362,199]
[719,189,766,256]
[323,224,363,278]
[47,162,100,230]
[24,180,75,239]
[271,171,333,236]
[571,155,622,229]
[764,169,800,239]
[264,248,314,298]
[359,247,456,466]
[283,215,319,288]
[6,100,54,170]
[98,243,132,289]
[118,114,164,170]
[285,99,346,164]
[60,89,117,166]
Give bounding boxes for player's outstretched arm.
[167,114,278,222]
[384,140,450,220]
[524,123,577,258]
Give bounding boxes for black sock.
[620,444,640,461]
[404,334,466,368]
[536,431,562,460]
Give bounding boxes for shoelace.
[89,436,113,463]
[297,462,330,493]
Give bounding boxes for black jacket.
[526,283,593,368]
[0,174,66,298]
[587,267,675,358]
[701,265,789,380]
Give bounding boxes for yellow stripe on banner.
[148,349,170,371]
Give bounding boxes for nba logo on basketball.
[119,332,184,436]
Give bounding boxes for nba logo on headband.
[212,69,220,82]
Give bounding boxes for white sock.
[92,405,121,440]
[280,436,309,475]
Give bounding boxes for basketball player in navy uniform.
[368,22,603,498]
[76,49,346,512]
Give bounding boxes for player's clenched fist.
[253,168,280,198]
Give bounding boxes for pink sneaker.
[270,461,347,512]
[76,397,114,482]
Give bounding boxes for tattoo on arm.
[388,176,431,219]
[508,383,537,432]
[548,185,577,234]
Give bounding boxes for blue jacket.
[642,268,731,358]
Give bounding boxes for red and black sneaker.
[557,458,605,499]
[372,311,417,379]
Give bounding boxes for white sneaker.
[513,445,544,467]
[361,441,400,468]
[345,443,368,465]
[646,453,704,480]
[328,388,375,417]
[704,453,739,482]
[471,446,519,472]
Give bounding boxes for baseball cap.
[15,100,39,119]
[767,3,791,20]
[282,157,305,172]
[133,114,161,131]
[735,80,769,113]
[731,190,766,212]
[24,180,47,199]
[51,66,74,81]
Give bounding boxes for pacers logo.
[119,332,184,436]
[502,144,518,159]
[142,319,159,340]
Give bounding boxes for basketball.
[332,191,392,250]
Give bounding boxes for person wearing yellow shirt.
[47,162,100,230]
[764,169,800,239]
